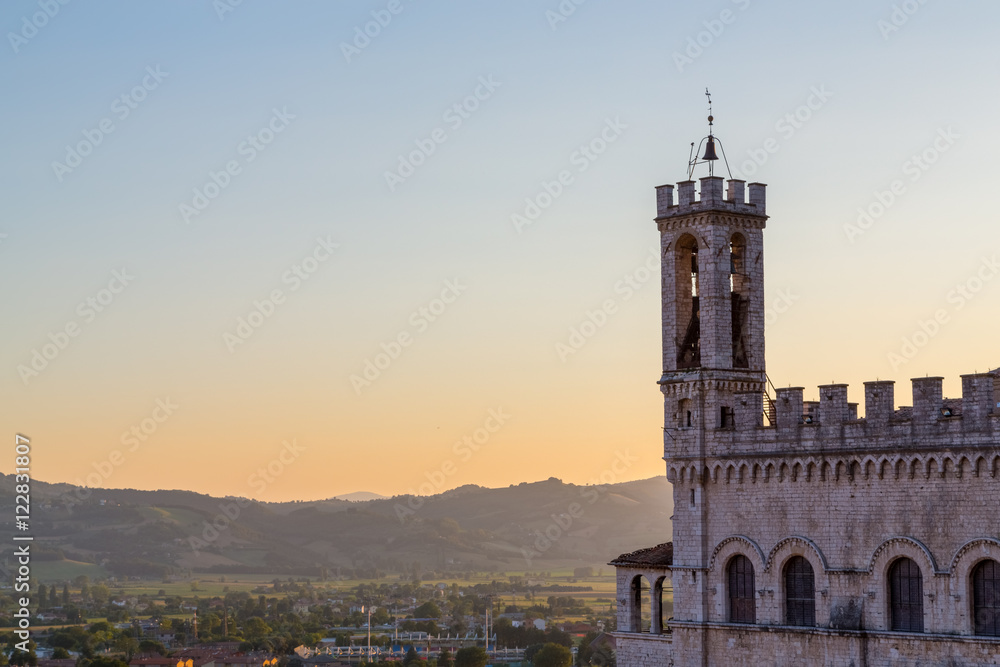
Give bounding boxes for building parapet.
[655,177,766,218]
[666,373,1000,459]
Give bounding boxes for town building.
[611,115,1000,665]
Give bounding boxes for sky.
[1,1,998,502]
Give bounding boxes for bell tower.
[657,97,768,459]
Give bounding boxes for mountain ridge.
[0,474,672,580]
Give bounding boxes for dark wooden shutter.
[889,558,923,632]
[728,555,756,624]
[785,556,816,626]
[973,559,1000,637]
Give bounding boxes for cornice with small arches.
[667,449,1000,486]
[660,379,764,398]
[656,214,767,234]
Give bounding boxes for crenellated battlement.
[664,370,1000,461]
[765,372,999,431]
[655,176,767,219]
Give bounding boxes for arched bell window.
[730,232,749,368]
[675,235,700,369]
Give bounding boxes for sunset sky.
[2,1,998,502]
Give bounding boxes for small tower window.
[678,399,692,428]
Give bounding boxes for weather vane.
[706,87,713,133]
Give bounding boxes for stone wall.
[669,450,1000,634]
[612,632,674,667]
[669,623,1000,666]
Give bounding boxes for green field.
[2,567,651,636]
[28,562,643,620]
[32,559,107,582]
[104,574,286,597]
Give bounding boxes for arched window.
[653,576,671,634]
[784,556,815,626]
[973,559,1000,637]
[889,558,923,632]
[728,555,755,624]
[630,576,650,632]
[729,232,749,369]
[675,235,700,369]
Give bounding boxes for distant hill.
[334,491,389,502]
[0,475,672,581]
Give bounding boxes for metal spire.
[687,88,732,180]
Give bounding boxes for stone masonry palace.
[609,141,1000,665]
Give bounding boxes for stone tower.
[656,176,768,455]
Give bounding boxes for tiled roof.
[609,542,673,568]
